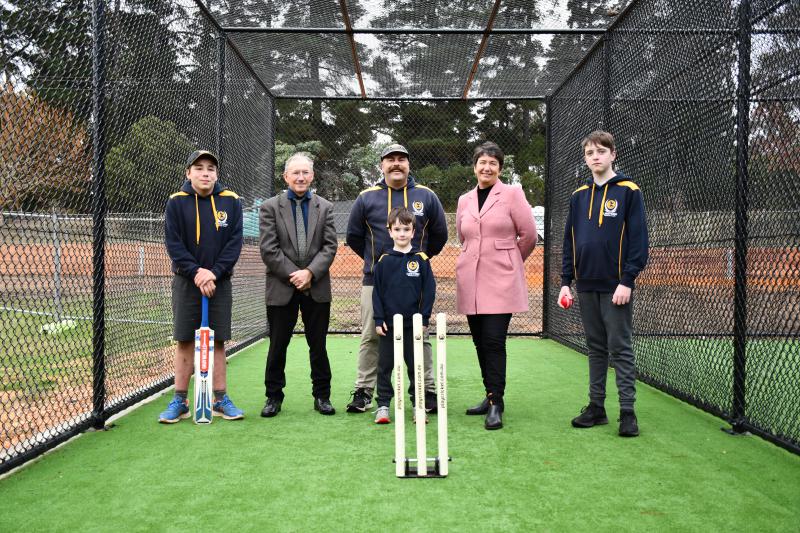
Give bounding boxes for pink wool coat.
[455,180,538,315]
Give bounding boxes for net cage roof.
[203,0,634,99]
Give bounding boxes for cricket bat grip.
[201,295,209,328]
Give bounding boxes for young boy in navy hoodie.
[559,130,649,437]
[372,207,436,424]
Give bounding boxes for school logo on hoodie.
[603,199,618,218]
[406,260,420,277]
[216,210,229,227]
[411,201,424,216]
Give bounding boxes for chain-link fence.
[272,98,546,335]
[546,0,799,454]
[1,0,272,473]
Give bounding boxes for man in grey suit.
[259,153,338,417]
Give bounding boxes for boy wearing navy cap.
[158,150,245,423]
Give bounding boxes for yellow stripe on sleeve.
[616,181,640,191]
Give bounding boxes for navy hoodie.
[346,176,448,285]
[372,249,436,328]
[561,173,649,292]
[165,180,243,280]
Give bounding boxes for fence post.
[729,0,751,434]
[91,0,108,430]
[542,97,552,338]
[268,97,276,198]
[51,209,63,322]
[216,33,226,159]
[602,33,611,130]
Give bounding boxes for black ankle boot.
[465,397,490,415]
[485,404,503,430]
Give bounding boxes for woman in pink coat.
[455,141,538,430]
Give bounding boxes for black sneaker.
[346,388,372,413]
[571,403,608,428]
[618,410,639,437]
[425,391,438,414]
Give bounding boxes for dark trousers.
[376,326,416,408]
[467,313,512,407]
[577,291,636,410]
[265,291,332,401]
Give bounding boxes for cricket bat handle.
[201,295,209,328]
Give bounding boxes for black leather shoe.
[485,404,503,430]
[260,398,281,418]
[466,397,490,415]
[314,398,336,416]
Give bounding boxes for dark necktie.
[294,198,307,265]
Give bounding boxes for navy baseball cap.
[380,144,409,160]
[185,150,219,169]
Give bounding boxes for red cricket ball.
[560,294,573,309]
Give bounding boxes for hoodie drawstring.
[386,186,409,225]
[194,194,200,244]
[598,184,608,227]
[588,183,595,220]
[194,193,220,244]
[210,195,220,231]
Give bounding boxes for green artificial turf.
[1,337,798,532]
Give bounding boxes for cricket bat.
[193,295,214,424]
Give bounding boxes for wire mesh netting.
[547,0,799,452]
[272,98,546,335]
[215,0,632,98]
[1,0,272,471]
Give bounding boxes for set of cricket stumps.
[393,312,450,478]
[192,301,450,478]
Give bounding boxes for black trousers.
[265,291,332,401]
[467,313,512,406]
[376,326,416,408]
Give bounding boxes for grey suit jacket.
[259,191,338,306]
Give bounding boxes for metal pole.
[273,95,547,102]
[729,0,751,434]
[269,97,276,198]
[221,26,608,35]
[91,0,108,430]
[602,34,611,130]
[542,97,552,338]
[51,209,63,322]
[216,34,226,159]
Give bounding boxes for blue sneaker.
[213,395,244,420]
[158,396,189,424]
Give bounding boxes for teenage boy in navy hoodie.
[158,150,245,423]
[372,207,436,425]
[559,131,649,437]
